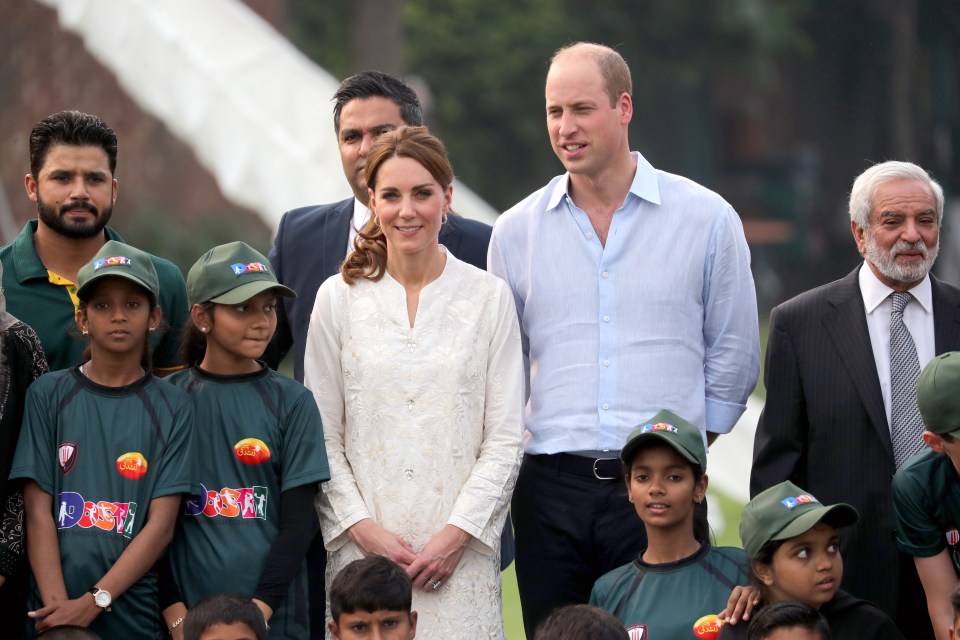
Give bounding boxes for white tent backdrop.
[35,0,499,228]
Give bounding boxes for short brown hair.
[340,126,453,284]
[551,42,632,107]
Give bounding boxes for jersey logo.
[234,438,271,465]
[93,256,132,270]
[626,625,647,640]
[780,494,818,509]
[640,422,678,435]
[116,452,148,480]
[693,613,726,639]
[57,492,138,539]
[231,262,269,276]
[947,528,960,546]
[185,483,268,520]
[58,442,78,475]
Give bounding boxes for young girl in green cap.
[718,480,903,639]
[590,408,754,638]
[160,241,329,639]
[10,240,194,638]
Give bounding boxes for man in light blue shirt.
[488,42,760,635]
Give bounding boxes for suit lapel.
[932,275,960,352]
[822,267,893,460]
[322,199,355,278]
[439,217,463,255]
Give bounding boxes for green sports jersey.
[166,365,330,640]
[9,368,193,639]
[893,449,960,573]
[590,544,749,639]
[0,221,189,373]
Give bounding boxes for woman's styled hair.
[340,125,453,284]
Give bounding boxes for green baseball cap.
[620,409,707,473]
[917,352,960,438]
[76,240,160,302]
[740,481,859,558]
[187,241,294,306]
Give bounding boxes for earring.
[442,209,449,224]
[149,327,156,332]
[200,327,208,333]
[695,496,703,504]
[82,329,88,335]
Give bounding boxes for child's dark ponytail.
[179,303,214,366]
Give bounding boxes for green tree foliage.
[287,0,810,210]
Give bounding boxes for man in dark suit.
[752,160,959,640]
[266,71,495,639]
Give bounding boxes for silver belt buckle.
[592,457,620,481]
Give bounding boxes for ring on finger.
[428,579,442,590]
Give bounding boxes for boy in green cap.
[893,351,960,640]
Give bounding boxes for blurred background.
[2,0,958,636]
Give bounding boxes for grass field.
[500,485,748,639]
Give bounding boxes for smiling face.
[852,178,940,292]
[626,443,706,533]
[338,97,406,204]
[545,53,632,180]
[757,523,843,608]
[26,143,116,239]
[329,609,417,640]
[195,290,278,374]
[368,156,451,261]
[76,277,160,359]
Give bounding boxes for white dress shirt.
[346,198,372,258]
[858,264,935,432]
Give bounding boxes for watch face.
[94,590,111,608]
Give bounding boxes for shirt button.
[404,469,414,480]
[586,232,594,239]
[601,271,609,278]
[407,341,416,352]
[405,399,415,411]
[602,403,610,410]
[603,359,610,367]
[603,315,610,322]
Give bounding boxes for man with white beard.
[751,160,959,640]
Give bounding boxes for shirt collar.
[10,220,123,284]
[859,261,933,313]
[545,151,662,212]
[352,198,371,232]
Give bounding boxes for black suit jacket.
[751,265,960,614]
[267,197,493,382]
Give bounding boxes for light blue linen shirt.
[488,152,760,454]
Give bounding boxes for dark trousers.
[896,552,934,639]
[512,453,647,636]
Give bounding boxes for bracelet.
[170,616,184,631]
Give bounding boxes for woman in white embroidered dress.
[304,126,523,638]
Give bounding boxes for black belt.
[527,453,623,481]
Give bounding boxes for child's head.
[328,556,416,640]
[918,352,960,472]
[533,604,628,640]
[182,242,294,366]
[620,409,709,541]
[75,240,162,365]
[745,601,831,640]
[182,593,268,640]
[740,481,859,609]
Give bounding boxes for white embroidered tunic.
[305,249,523,638]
